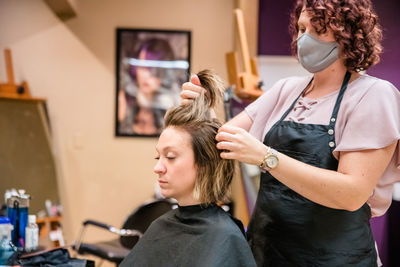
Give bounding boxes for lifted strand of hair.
[165,69,225,127]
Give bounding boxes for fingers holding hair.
[180,74,207,105]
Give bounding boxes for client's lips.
[158,180,167,185]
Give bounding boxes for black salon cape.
[119,203,256,267]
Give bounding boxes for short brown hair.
[289,0,383,72]
[164,70,234,204]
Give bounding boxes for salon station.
[1,0,400,266]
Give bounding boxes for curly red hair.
[289,0,383,72]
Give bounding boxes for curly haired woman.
[181,0,400,266]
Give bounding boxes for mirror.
[0,98,59,214]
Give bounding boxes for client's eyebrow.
[155,145,177,153]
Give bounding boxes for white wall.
[257,55,309,90]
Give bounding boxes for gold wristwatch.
[259,147,279,173]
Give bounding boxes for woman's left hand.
[216,124,268,165]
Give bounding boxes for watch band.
[259,146,271,167]
[259,147,279,173]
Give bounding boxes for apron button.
[331,117,336,122]
[329,141,335,147]
[328,129,334,135]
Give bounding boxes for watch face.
[266,155,278,168]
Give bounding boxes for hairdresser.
[181,0,400,265]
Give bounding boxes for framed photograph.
[116,28,191,137]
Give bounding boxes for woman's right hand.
[180,74,207,105]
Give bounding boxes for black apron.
[246,72,377,267]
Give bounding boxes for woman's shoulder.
[207,207,246,237]
[349,74,399,96]
[249,75,311,108]
[140,208,176,232]
[280,75,312,84]
[269,75,311,93]
[342,74,400,113]
[203,208,257,266]
[357,73,395,85]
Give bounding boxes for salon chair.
[73,198,176,265]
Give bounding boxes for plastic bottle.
[24,215,38,252]
[6,190,29,248]
[0,217,14,265]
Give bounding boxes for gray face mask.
[297,33,339,73]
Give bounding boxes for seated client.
[119,70,256,267]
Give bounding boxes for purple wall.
[367,1,400,89]
[258,0,293,56]
[258,0,400,89]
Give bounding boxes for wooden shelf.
[37,216,63,248]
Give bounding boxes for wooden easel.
[226,9,263,101]
[225,8,263,226]
[0,49,32,99]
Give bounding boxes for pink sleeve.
[245,78,287,141]
[334,80,400,170]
